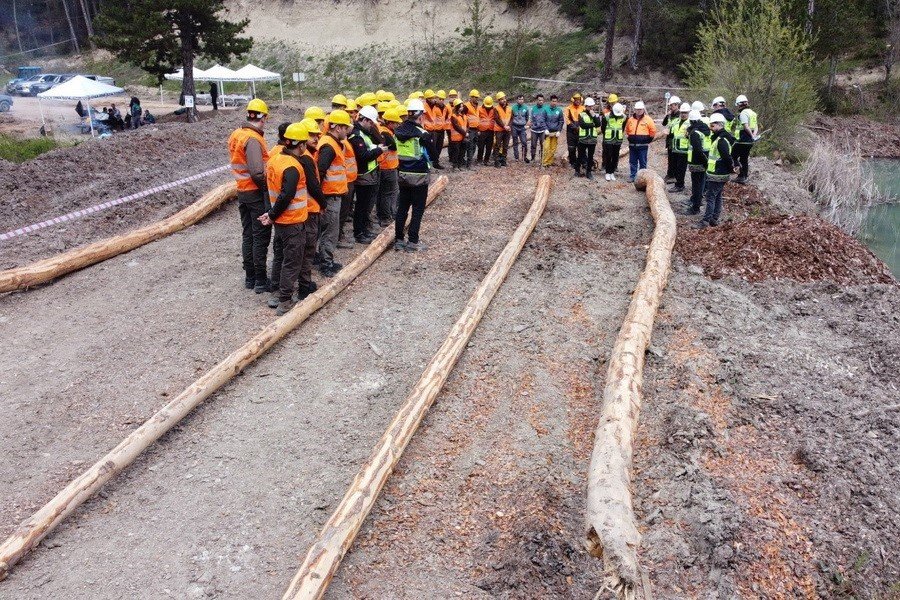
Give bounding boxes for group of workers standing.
[226,86,759,314]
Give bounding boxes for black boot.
[254,277,272,294]
[244,272,255,290]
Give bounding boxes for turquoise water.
[861,159,900,278]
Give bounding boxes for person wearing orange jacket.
[422,90,446,169]
[477,96,495,165]
[492,91,512,168]
[564,93,584,170]
[376,108,401,226]
[227,99,272,293]
[316,109,353,277]
[448,99,468,169]
[464,90,482,167]
[625,100,657,182]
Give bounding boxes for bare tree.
[603,0,619,80]
[60,0,82,53]
[886,0,899,86]
[629,0,644,71]
[12,0,25,53]
[78,0,97,50]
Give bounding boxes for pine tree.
[94,0,252,122]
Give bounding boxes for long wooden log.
[282,175,552,600]
[585,168,675,599]
[0,181,236,293]
[0,176,448,582]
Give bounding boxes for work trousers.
[465,131,478,166]
[703,180,726,224]
[576,143,596,175]
[477,130,494,163]
[318,196,342,267]
[732,143,752,179]
[628,145,649,180]
[353,181,380,239]
[395,184,428,244]
[530,130,546,162]
[670,152,688,187]
[566,129,577,166]
[665,141,675,178]
[271,220,308,303]
[432,130,445,166]
[542,134,559,167]
[237,190,271,282]
[377,169,399,222]
[494,130,510,165]
[511,125,528,159]
[340,181,355,226]
[602,142,621,174]
[689,169,706,211]
[448,140,463,167]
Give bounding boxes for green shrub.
[0,134,62,163]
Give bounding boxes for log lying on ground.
[0,181,236,293]
[0,176,448,582]
[585,168,675,599]
[282,175,553,600]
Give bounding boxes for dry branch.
[585,168,676,599]
[282,175,553,600]
[0,176,448,582]
[0,182,237,293]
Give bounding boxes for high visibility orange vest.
[266,151,309,226]
[465,105,480,129]
[316,134,348,195]
[478,106,493,131]
[228,126,269,192]
[270,143,284,155]
[301,150,321,213]
[492,105,511,132]
[377,125,399,170]
[442,106,452,131]
[564,104,584,125]
[449,114,467,142]
[343,139,358,183]
[424,104,445,131]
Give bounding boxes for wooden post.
[0,177,448,582]
[282,175,552,600]
[0,182,236,293]
[585,168,675,599]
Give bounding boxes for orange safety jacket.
[343,139,358,183]
[564,104,584,125]
[270,143,284,155]
[301,149,321,213]
[465,104,480,130]
[424,104,446,132]
[449,114,467,142]
[317,134,349,195]
[377,125,399,170]
[477,106,494,132]
[266,151,309,226]
[228,127,269,192]
[492,105,512,132]
[442,106,452,131]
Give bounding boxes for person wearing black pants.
[731,143,751,181]
[348,105,386,244]
[393,99,437,252]
[697,114,736,228]
[668,104,690,192]
[575,98,601,179]
[685,110,710,214]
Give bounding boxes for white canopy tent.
[162,66,209,104]
[37,75,125,137]
[233,64,284,103]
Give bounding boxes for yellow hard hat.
[331,94,348,107]
[358,92,378,107]
[383,108,403,123]
[387,99,400,109]
[413,91,424,99]
[469,89,480,98]
[448,89,458,97]
[423,89,436,99]
[572,92,583,100]
[437,89,447,99]
[304,106,326,121]
[607,93,619,103]
[376,101,391,113]
[385,91,396,101]
[300,117,321,135]
[495,91,506,101]
[453,98,463,106]
[483,96,494,107]
[328,109,353,127]
[284,122,309,142]
[345,98,358,111]
[376,90,391,102]
[247,98,269,115]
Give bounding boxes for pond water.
[861,159,900,279]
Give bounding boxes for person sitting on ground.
[143,109,156,125]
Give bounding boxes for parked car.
[83,74,116,86]
[0,94,12,112]
[5,66,41,94]
[14,74,68,96]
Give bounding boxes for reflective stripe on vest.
[377,126,399,170]
[397,126,430,186]
[707,137,732,176]
[228,127,269,192]
[604,115,625,141]
[316,134,348,195]
[577,112,597,144]
[266,152,309,225]
[356,130,380,185]
[673,120,690,153]
[667,116,682,149]
[732,108,758,144]
[343,139,357,183]
[687,129,711,163]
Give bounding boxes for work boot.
[379,218,392,228]
[267,294,280,309]
[299,280,318,294]
[404,241,428,252]
[664,176,675,183]
[586,171,594,180]
[680,207,701,216]
[693,220,711,229]
[244,273,255,290]
[668,185,685,193]
[337,238,355,249]
[254,278,272,294]
[394,240,406,251]
[275,300,296,316]
[574,167,582,177]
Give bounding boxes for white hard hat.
[612,103,625,117]
[688,110,702,121]
[634,101,646,110]
[406,98,425,113]
[735,94,748,104]
[709,112,727,124]
[679,102,691,112]
[584,97,596,106]
[711,96,726,106]
[358,105,379,123]
[691,100,705,111]
[669,95,681,105]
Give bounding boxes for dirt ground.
[0,129,898,600]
